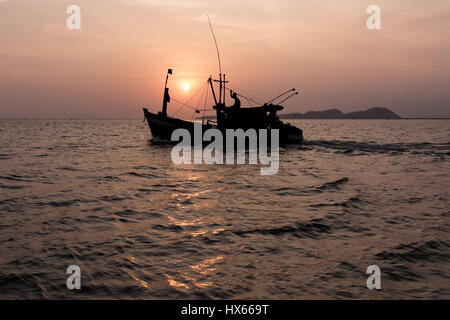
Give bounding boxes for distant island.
[197,107,401,120]
[280,107,401,119]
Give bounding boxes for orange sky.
[0,0,449,119]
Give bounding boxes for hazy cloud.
[0,0,449,118]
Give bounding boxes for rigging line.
[227,85,264,105]
[171,81,208,116]
[171,98,198,110]
[192,84,208,120]
[220,83,263,104]
[212,83,262,106]
[207,14,222,75]
[173,98,193,117]
[212,83,260,104]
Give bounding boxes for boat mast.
[209,77,218,105]
[207,15,226,106]
[223,74,226,106]
[219,74,222,104]
[162,68,172,117]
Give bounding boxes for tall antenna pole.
[207,14,222,76]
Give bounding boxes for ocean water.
[0,119,449,299]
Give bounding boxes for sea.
[0,119,448,299]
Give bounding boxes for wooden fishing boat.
[143,69,303,144]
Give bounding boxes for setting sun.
[182,84,190,92]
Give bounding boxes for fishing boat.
[143,69,303,144]
[143,17,303,145]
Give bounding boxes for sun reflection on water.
[165,256,225,291]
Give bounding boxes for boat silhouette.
[143,17,302,145]
[143,69,303,145]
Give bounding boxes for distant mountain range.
[197,107,401,120]
[280,107,401,119]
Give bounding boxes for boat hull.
[143,108,213,143]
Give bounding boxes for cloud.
[0,0,449,118]
[126,0,204,8]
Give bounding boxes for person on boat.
[230,90,241,109]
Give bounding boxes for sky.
[0,0,449,119]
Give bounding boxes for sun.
[182,84,190,92]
